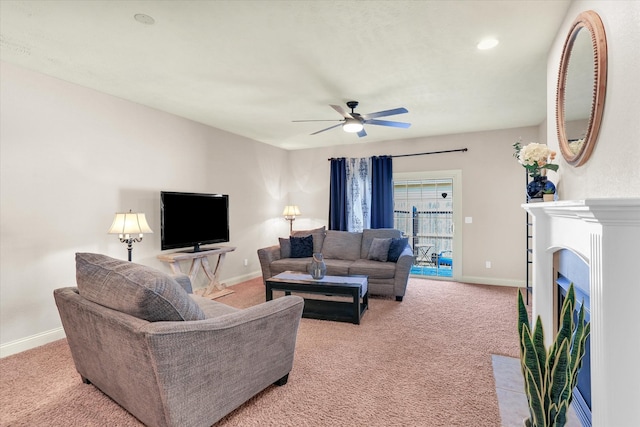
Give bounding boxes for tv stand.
[157,246,236,299]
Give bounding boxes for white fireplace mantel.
[523,198,640,427]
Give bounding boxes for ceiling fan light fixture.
[343,119,364,133]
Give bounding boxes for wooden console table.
[157,246,236,299]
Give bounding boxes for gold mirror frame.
[556,10,607,166]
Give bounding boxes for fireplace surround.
[523,198,640,426]
[556,249,591,425]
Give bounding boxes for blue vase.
[544,180,556,194]
[528,176,555,200]
[527,176,547,200]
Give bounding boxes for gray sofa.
[258,228,413,301]
[54,253,304,427]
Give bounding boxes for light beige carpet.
[1,277,523,426]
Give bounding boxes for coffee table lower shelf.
[296,298,367,324]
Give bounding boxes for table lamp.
[108,210,153,261]
[282,205,301,234]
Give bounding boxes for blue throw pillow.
[290,235,313,258]
[387,237,409,262]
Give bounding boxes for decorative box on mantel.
[522,198,640,427]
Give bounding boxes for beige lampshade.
[108,210,153,236]
[282,205,301,218]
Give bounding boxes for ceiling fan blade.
[364,119,411,128]
[310,123,343,135]
[330,104,353,119]
[362,107,408,119]
[357,128,367,138]
[292,119,343,122]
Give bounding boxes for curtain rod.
[327,148,468,161]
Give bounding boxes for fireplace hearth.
[523,198,640,427]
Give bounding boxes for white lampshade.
[282,205,301,218]
[343,118,364,133]
[108,211,153,235]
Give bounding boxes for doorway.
[393,171,462,279]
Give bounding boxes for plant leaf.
[549,338,571,414]
[520,317,547,426]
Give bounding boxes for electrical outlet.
[465,217,473,224]
[243,259,248,266]
[485,261,491,268]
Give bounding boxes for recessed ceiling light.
[134,14,155,25]
[477,38,499,50]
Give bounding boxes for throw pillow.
[292,226,326,254]
[321,230,363,261]
[279,237,291,258]
[368,238,392,262]
[387,237,409,262]
[290,235,313,258]
[360,228,401,259]
[75,252,205,322]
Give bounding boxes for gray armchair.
[54,253,304,427]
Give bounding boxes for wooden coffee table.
[266,272,368,324]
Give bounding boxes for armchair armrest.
[143,295,304,426]
[257,244,281,284]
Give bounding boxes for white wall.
[0,61,291,355]
[546,0,640,199]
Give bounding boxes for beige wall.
[546,0,640,199]
[0,61,291,353]
[288,127,541,285]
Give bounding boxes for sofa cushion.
[279,237,291,258]
[323,259,353,276]
[290,235,314,258]
[270,258,312,276]
[367,238,392,262]
[76,252,206,322]
[349,259,397,279]
[191,294,239,318]
[360,228,402,259]
[387,237,410,262]
[292,226,326,254]
[322,230,362,261]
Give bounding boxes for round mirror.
[556,10,607,166]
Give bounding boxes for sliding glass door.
[393,171,461,279]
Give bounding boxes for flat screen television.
[160,191,229,252]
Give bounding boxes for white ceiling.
[0,0,572,150]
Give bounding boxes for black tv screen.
[161,191,229,252]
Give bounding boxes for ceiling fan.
[293,101,411,137]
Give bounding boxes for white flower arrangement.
[513,139,559,177]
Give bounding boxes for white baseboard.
[459,276,525,288]
[225,271,263,286]
[0,327,66,358]
[191,271,262,294]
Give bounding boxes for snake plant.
[518,284,590,427]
